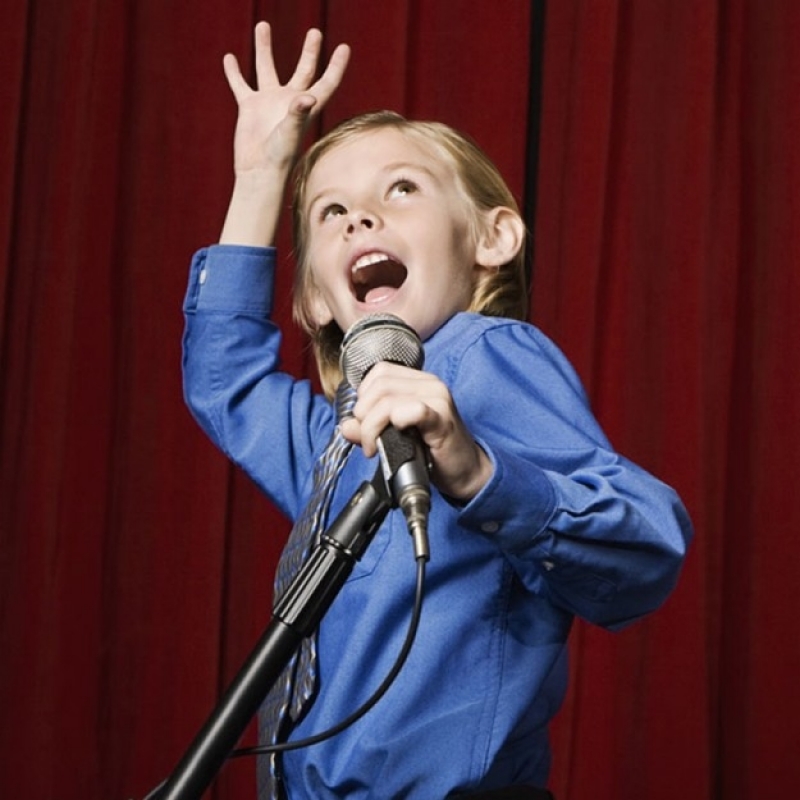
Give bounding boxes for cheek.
[306,234,342,282]
[306,258,343,319]
[304,217,335,252]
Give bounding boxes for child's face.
[302,128,482,341]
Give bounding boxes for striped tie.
[258,381,357,799]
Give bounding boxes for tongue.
[364,285,400,304]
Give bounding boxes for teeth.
[352,252,393,271]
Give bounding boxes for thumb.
[340,417,362,446]
[285,94,318,131]
[267,95,318,164]
[292,93,318,116]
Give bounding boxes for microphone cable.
[230,553,426,759]
[140,556,425,799]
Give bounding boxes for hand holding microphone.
[339,314,494,557]
[340,315,431,559]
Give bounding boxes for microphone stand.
[147,467,392,800]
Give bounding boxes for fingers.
[222,53,250,101]
[359,397,435,458]
[357,364,448,411]
[287,28,324,89]
[351,365,453,457]
[227,23,349,111]
[288,42,349,124]
[311,42,351,106]
[254,21,279,89]
[287,30,350,111]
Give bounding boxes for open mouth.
[351,252,408,304]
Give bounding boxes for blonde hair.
[291,111,528,397]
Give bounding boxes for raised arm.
[219,22,350,246]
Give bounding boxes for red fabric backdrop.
[1,1,798,798]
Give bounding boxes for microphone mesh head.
[340,313,424,387]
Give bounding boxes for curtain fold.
[535,2,800,799]
[1,1,797,798]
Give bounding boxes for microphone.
[340,314,431,560]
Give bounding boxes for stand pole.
[149,470,391,800]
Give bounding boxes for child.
[182,22,692,800]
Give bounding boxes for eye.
[319,202,347,222]
[388,178,418,199]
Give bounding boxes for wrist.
[219,169,290,246]
[444,443,494,503]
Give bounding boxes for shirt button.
[480,521,500,534]
[199,268,208,285]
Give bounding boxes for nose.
[345,210,379,235]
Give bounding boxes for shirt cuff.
[457,439,558,553]
[184,244,277,316]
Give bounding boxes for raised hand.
[223,22,351,175]
[218,23,349,246]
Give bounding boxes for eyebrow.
[380,161,440,180]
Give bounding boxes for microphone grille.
[340,314,424,387]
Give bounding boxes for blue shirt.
[182,245,692,799]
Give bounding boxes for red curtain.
[1,1,797,799]
[536,3,800,798]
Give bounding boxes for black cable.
[230,555,427,759]
[139,556,425,799]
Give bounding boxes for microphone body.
[340,314,431,559]
[375,426,430,560]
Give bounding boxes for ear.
[474,207,526,269]
[307,285,334,328]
